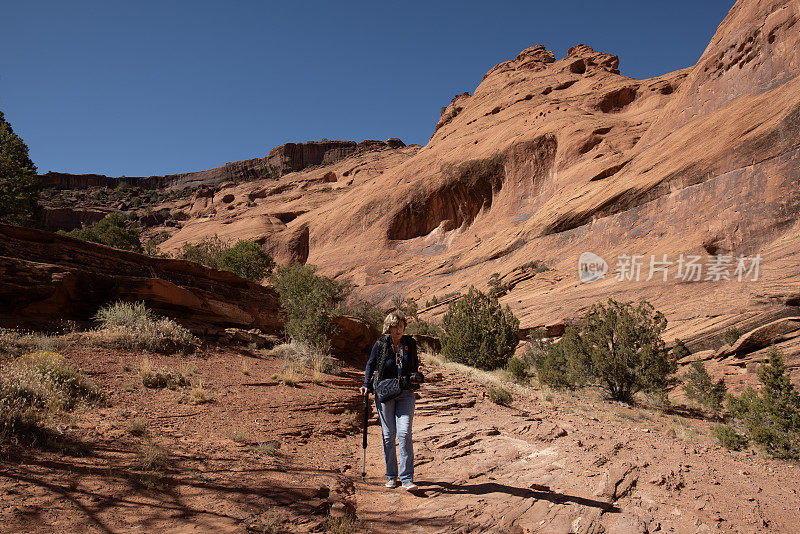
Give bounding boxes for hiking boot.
[385,479,398,488]
[401,481,418,490]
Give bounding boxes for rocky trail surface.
[353,360,800,533]
[1,340,798,533]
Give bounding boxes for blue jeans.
[375,389,415,482]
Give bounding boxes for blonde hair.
[382,310,407,334]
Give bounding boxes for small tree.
[728,346,800,459]
[487,273,506,297]
[217,240,275,282]
[64,213,143,252]
[175,235,274,282]
[441,286,519,370]
[723,327,742,346]
[533,326,591,388]
[0,111,41,227]
[390,295,418,319]
[271,264,350,351]
[580,298,676,403]
[683,359,727,412]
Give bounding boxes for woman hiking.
[360,310,420,490]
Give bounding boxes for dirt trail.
[2,345,798,533]
[352,364,800,533]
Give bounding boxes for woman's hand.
[359,386,368,396]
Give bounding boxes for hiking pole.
[361,391,369,481]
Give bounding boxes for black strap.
[373,337,390,389]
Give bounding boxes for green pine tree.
[0,111,41,227]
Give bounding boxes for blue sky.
[1,0,735,177]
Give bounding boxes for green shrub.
[487,273,506,297]
[683,359,727,412]
[727,346,800,459]
[270,264,350,351]
[405,317,443,338]
[723,327,742,346]
[487,385,513,406]
[533,299,677,402]
[712,424,748,451]
[218,240,275,281]
[507,356,529,383]
[441,286,519,371]
[671,338,691,362]
[338,298,384,331]
[580,298,676,403]
[175,235,274,282]
[0,110,41,227]
[63,213,143,252]
[94,300,199,352]
[533,326,591,388]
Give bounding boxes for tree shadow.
[413,480,620,512]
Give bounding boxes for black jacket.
[363,334,418,391]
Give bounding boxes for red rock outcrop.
[42,206,110,232]
[0,223,283,336]
[40,139,408,192]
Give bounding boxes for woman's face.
[389,322,405,338]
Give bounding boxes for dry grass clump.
[338,410,360,433]
[250,440,281,459]
[138,358,191,389]
[0,329,71,357]
[128,416,148,437]
[487,385,513,406]
[189,379,213,404]
[94,300,199,353]
[324,514,355,534]
[227,428,250,444]
[274,341,341,376]
[0,352,99,443]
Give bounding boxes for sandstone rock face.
[40,138,409,192]
[0,223,283,336]
[329,315,380,366]
[39,156,274,191]
[42,206,110,232]
[716,317,800,359]
[265,139,407,177]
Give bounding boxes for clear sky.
[1,0,735,177]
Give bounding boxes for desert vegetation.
[93,300,199,353]
[0,110,41,227]
[61,212,144,252]
[531,298,678,403]
[174,234,275,282]
[0,351,100,444]
[270,263,350,352]
[441,285,520,371]
[726,346,800,459]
